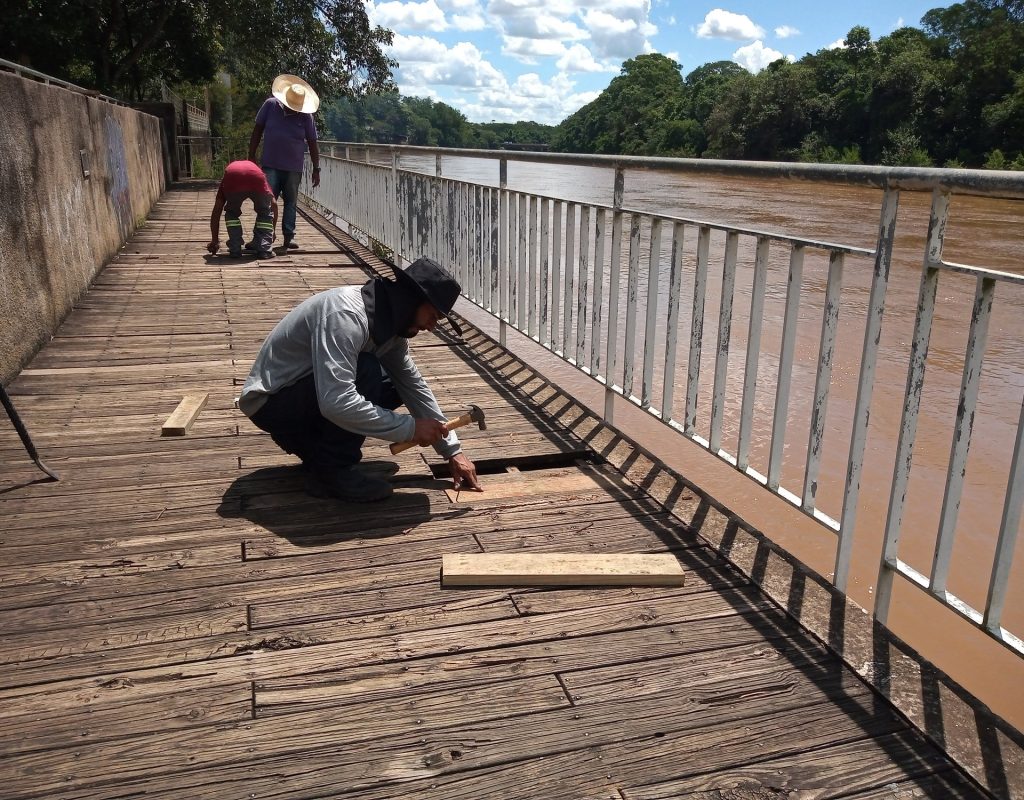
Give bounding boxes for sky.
[364,0,945,126]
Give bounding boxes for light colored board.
[160,393,209,436]
[442,552,686,587]
[443,466,609,503]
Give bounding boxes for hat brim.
[391,265,464,336]
[271,73,320,113]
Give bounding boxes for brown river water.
[395,154,1024,729]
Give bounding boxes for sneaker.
[305,466,393,502]
[257,249,276,260]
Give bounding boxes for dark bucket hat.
[390,257,464,335]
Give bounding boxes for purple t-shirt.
[255,98,317,173]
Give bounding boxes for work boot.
[305,466,393,502]
[283,236,298,250]
[243,241,257,253]
[257,249,276,260]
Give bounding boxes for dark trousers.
[224,191,273,253]
[249,354,402,470]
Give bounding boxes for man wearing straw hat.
[248,74,321,251]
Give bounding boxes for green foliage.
[320,94,556,149]
[5,0,1023,167]
[554,54,687,155]
[881,126,933,166]
[705,61,827,159]
[0,0,396,102]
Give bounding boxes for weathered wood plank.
[620,734,972,799]
[0,676,569,798]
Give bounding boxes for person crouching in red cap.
[207,160,278,259]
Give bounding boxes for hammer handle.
[389,413,473,455]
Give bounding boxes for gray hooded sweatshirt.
[238,284,461,459]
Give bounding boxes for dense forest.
[322,0,1024,168]
[3,0,1021,167]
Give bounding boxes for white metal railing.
[303,143,1024,658]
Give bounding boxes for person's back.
[206,160,276,258]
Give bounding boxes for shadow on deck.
[0,182,1018,799]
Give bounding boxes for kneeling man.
[239,257,482,501]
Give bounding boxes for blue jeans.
[262,167,301,241]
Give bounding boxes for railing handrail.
[0,58,130,108]
[319,139,1024,200]
[305,146,1024,663]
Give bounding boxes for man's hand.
[450,453,482,491]
[412,417,446,446]
[311,170,321,188]
[206,240,220,254]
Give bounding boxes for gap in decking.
[428,450,600,478]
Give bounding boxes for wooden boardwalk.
[0,183,994,799]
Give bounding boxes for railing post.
[604,167,625,424]
[875,190,947,622]
[835,187,900,591]
[499,157,508,347]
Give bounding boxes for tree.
[921,0,1024,162]
[684,61,747,127]
[0,0,396,102]
[705,61,827,159]
[555,53,687,155]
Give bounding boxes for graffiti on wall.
[104,116,131,234]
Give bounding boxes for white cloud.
[774,25,800,39]
[557,43,617,73]
[895,16,905,28]
[452,11,486,30]
[487,0,583,37]
[502,36,570,62]
[584,5,657,59]
[732,40,788,72]
[827,38,846,50]
[696,9,765,41]
[389,35,507,91]
[371,0,448,31]
[463,72,598,124]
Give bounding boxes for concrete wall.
[0,72,165,385]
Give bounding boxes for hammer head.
[468,404,487,430]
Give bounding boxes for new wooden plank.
[160,391,211,435]
[442,552,687,587]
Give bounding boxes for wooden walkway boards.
[0,183,993,799]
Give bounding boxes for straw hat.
[271,74,320,113]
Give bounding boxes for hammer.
[390,404,486,455]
